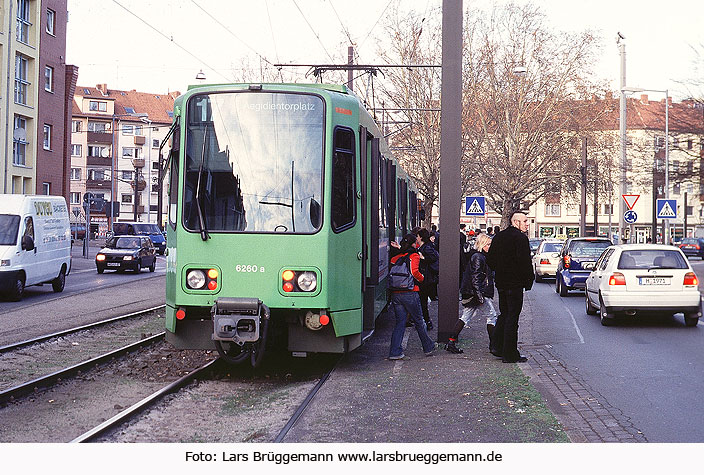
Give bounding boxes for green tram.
[163,83,422,365]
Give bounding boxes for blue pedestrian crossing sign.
[624,210,637,224]
[656,199,677,219]
[465,196,486,216]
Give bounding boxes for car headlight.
[96,254,105,262]
[186,269,207,289]
[297,271,317,292]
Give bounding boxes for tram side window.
[332,127,356,232]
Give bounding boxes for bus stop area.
[283,295,645,444]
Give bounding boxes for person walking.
[388,234,437,360]
[447,233,497,354]
[486,212,533,363]
[415,228,439,329]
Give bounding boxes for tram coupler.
[211,298,266,345]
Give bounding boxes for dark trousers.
[419,285,431,323]
[493,287,524,361]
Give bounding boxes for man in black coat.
[486,211,533,363]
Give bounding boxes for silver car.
[532,239,564,282]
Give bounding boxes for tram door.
[360,128,381,332]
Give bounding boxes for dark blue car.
[678,237,704,259]
[555,237,612,296]
[112,222,166,255]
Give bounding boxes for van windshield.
[0,214,20,245]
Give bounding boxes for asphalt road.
[0,242,166,346]
[527,260,704,442]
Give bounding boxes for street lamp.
[621,86,669,243]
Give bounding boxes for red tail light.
[696,246,700,250]
[684,272,698,286]
[563,255,571,268]
[176,308,186,320]
[609,272,626,285]
[540,258,550,265]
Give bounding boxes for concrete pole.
[347,46,354,92]
[437,0,463,343]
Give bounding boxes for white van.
[0,194,72,301]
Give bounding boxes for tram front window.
[184,92,324,234]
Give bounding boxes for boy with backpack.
[388,233,437,360]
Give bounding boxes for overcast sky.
[66,0,703,100]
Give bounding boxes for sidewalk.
[285,296,567,443]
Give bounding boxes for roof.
[74,84,180,124]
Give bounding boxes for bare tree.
[461,2,609,227]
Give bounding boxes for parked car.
[95,235,157,273]
[529,238,543,256]
[678,237,704,259]
[532,239,564,282]
[585,244,700,326]
[555,236,612,296]
[112,222,166,254]
[70,223,86,240]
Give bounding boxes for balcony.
[86,179,111,190]
[134,135,146,145]
[87,131,112,144]
[87,156,112,167]
[132,158,145,168]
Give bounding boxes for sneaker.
[446,341,464,354]
[389,354,407,360]
[424,343,438,356]
[426,320,434,330]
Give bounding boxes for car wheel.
[684,313,699,327]
[8,275,25,301]
[97,266,104,274]
[149,259,156,272]
[534,269,543,283]
[585,292,598,315]
[52,267,66,293]
[558,277,569,297]
[599,297,615,326]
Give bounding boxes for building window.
[70,168,81,180]
[14,54,29,105]
[134,125,143,136]
[71,144,82,157]
[16,0,30,44]
[87,145,108,157]
[42,183,50,195]
[72,120,82,133]
[121,194,133,204]
[70,192,81,204]
[673,183,681,195]
[12,116,28,166]
[121,171,134,181]
[545,203,561,217]
[88,169,106,181]
[122,147,140,158]
[43,124,52,150]
[87,121,108,132]
[122,124,134,135]
[46,8,55,35]
[152,139,160,148]
[603,204,614,215]
[44,66,54,92]
[89,101,107,112]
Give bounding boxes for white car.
[532,239,563,282]
[585,244,701,326]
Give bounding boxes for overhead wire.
[265,0,285,82]
[110,0,232,82]
[291,0,336,63]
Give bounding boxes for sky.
[65,0,703,101]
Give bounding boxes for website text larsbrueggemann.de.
[185,450,503,465]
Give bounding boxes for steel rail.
[0,333,165,405]
[71,358,221,443]
[273,356,341,442]
[0,305,165,354]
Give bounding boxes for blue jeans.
[389,291,436,357]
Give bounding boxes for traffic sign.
[656,199,677,219]
[622,194,640,210]
[465,196,486,216]
[624,210,637,224]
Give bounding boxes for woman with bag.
[446,233,497,354]
[388,234,437,360]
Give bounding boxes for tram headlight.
[297,272,317,292]
[186,269,207,289]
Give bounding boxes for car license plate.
[639,277,670,285]
[582,262,595,270]
[107,262,120,267]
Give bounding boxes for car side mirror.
[21,235,35,251]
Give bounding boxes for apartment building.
[0,0,74,202]
[70,84,178,236]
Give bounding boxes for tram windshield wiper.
[195,126,210,241]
